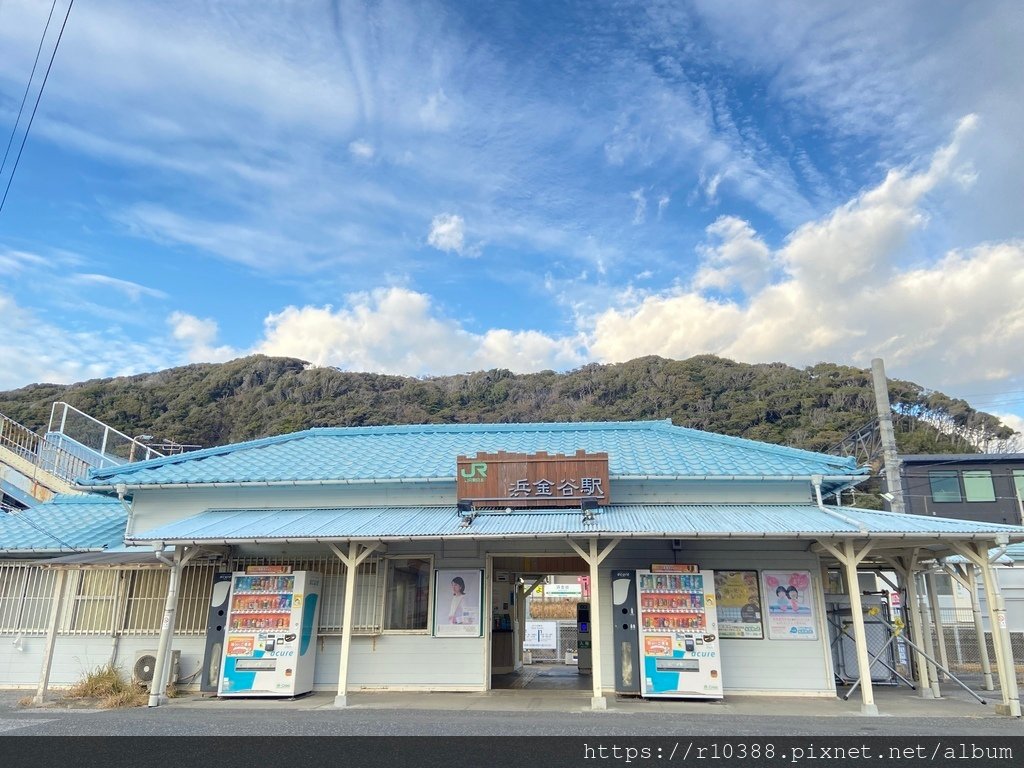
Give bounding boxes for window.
[121,565,216,636]
[384,557,431,631]
[963,470,995,502]
[929,471,961,502]
[68,570,119,633]
[229,555,384,635]
[933,574,953,596]
[1013,470,1024,502]
[0,563,55,634]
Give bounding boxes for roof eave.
[79,472,867,492]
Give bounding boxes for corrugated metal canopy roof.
[1,494,126,554]
[80,420,864,489]
[126,504,1024,544]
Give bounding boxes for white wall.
[126,479,816,537]
[0,633,206,690]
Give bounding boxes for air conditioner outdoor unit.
[133,650,180,689]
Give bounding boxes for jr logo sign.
[460,462,488,482]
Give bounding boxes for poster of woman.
[433,569,483,637]
[760,570,817,640]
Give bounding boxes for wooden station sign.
[456,450,610,508]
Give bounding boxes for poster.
[523,621,557,649]
[761,570,817,640]
[713,570,763,639]
[433,569,483,637]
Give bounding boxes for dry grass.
[64,663,147,709]
[17,695,35,708]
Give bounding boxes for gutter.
[124,530,1024,546]
[75,473,869,492]
[812,474,868,533]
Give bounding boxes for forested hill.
[0,355,1014,457]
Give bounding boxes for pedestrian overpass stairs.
[0,403,169,507]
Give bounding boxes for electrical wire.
[0,0,75,218]
[0,0,58,183]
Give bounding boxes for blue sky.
[1,1,1023,432]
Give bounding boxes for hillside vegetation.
[0,355,1013,462]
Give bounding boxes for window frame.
[928,470,962,503]
[962,470,996,503]
[381,554,434,635]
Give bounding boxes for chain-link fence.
[925,608,1024,687]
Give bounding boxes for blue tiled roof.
[125,504,1024,544]
[0,494,126,553]
[81,420,863,488]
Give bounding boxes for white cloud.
[0,249,48,275]
[168,311,237,363]
[993,412,1024,437]
[693,216,774,296]
[0,292,171,389]
[256,287,582,375]
[587,118,1024,398]
[630,189,647,224]
[73,273,168,302]
[427,213,467,255]
[348,139,375,160]
[656,195,670,219]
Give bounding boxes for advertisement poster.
[713,570,763,639]
[433,569,483,637]
[761,571,817,640]
[523,621,557,649]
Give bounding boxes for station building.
[2,420,1022,716]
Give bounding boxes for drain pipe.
[812,475,868,534]
[115,484,134,537]
[148,545,181,708]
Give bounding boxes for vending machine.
[637,567,722,699]
[219,568,322,697]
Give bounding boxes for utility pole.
[872,358,905,514]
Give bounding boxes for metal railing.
[47,402,164,467]
[0,411,93,486]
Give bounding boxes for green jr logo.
[460,462,488,482]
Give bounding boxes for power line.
[0,0,59,183]
[0,0,75,218]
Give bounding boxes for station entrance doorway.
[488,554,592,691]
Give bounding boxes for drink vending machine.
[219,569,321,697]
[636,567,722,699]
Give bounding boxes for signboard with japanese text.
[523,621,558,649]
[456,450,610,508]
[714,570,764,639]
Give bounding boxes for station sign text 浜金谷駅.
[456,450,610,508]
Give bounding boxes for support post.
[925,571,950,681]
[820,539,878,715]
[568,537,620,710]
[916,573,942,698]
[588,539,604,710]
[871,358,905,514]
[977,551,1021,717]
[903,557,934,698]
[148,550,183,707]
[33,569,67,706]
[330,541,380,707]
[965,565,995,690]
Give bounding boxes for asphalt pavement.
[1,690,1022,736]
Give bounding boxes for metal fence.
[229,554,384,635]
[926,608,1024,685]
[527,620,578,663]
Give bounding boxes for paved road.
[0,695,1021,737]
